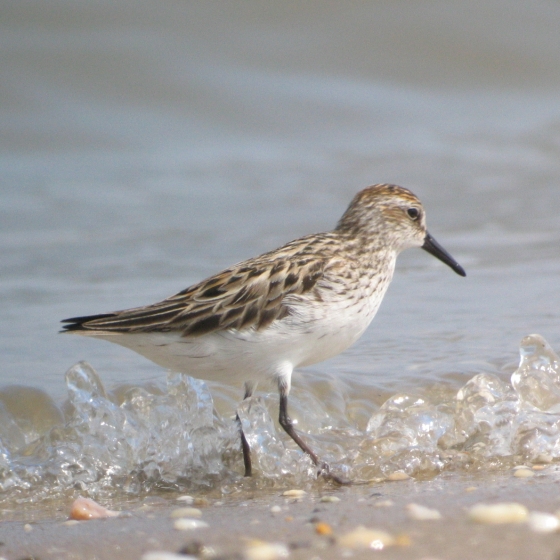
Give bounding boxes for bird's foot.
[317,461,351,485]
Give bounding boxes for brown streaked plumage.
[63,239,330,336]
[62,183,466,482]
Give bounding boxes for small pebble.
[141,553,197,560]
[320,496,341,503]
[61,520,81,526]
[338,526,395,550]
[464,486,477,492]
[173,518,209,531]
[244,540,290,560]
[394,534,412,547]
[169,508,202,519]
[532,465,548,471]
[69,496,120,520]
[193,497,210,507]
[176,495,195,504]
[315,522,333,536]
[468,503,528,524]
[374,500,394,508]
[178,541,205,556]
[24,523,33,533]
[527,511,560,533]
[406,503,442,521]
[368,477,385,484]
[535,453,553,464]
[270,505,282,514]
[386,472,409,481]
[513,469,534,478]
[282,489,306,498]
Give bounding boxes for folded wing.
[62,251,327,337]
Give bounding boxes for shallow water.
[1,1,560,507]
[2,335,560,506]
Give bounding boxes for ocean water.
[1,1,560,506]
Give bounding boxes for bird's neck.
[337,230,398,269]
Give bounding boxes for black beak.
[422,232,466,277]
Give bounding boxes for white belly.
[75,259,395,388]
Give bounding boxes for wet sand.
[3,472,560,559]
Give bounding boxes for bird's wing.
[61,244,330,336]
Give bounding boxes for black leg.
[236,382,255,477]
[278,392,320,465]
[239,426,252,477]
[278,384,349,485]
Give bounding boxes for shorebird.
[62,184,465,481]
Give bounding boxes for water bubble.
[511,334,560,411]
[3,335,560,502]
[236,395,313,478]
[355,394,452,477]
[0,400,26,453]
[366,394,452,450]
[66,361,107,400]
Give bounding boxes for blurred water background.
[1,1,560,503]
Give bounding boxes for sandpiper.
[62,184,465,480]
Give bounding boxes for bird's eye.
[407,207,420,220]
